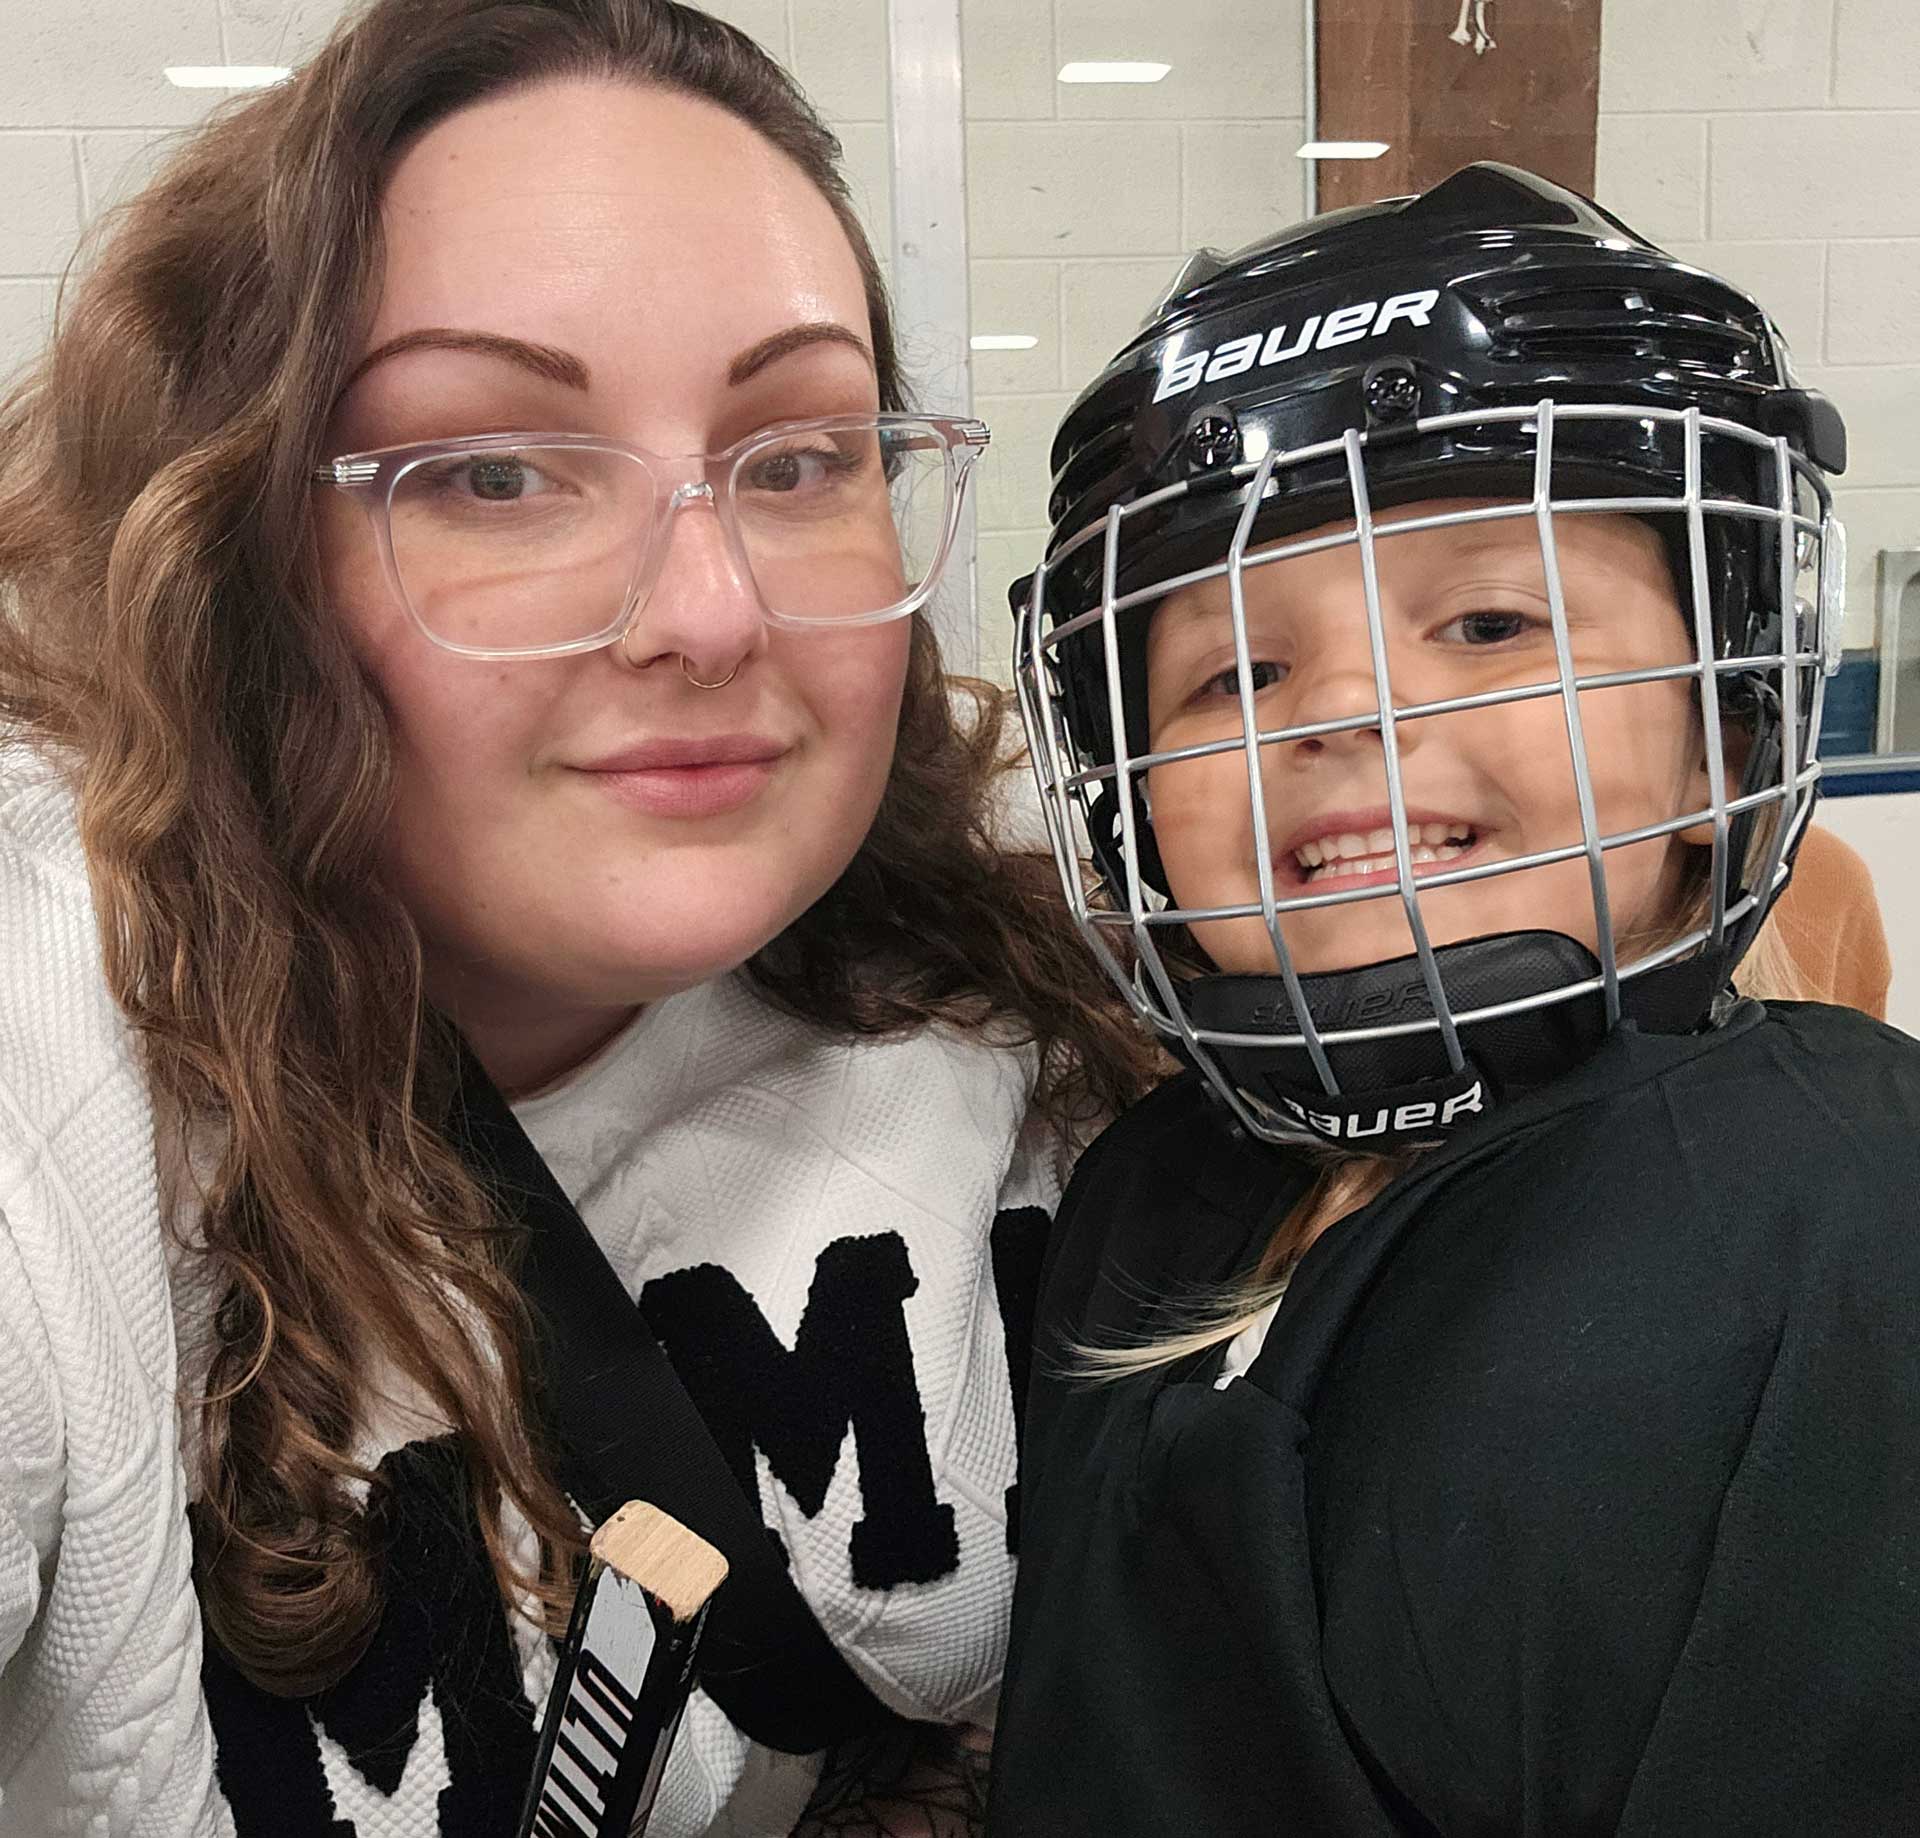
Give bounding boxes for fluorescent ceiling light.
[971,334,1039,351]
[1058,61,1171,84]
[164,66,292,89]
[1297,140,1390,159]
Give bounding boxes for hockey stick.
[515,1502,730,1838]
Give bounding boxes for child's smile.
[1280,809,1481,889]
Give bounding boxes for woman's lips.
[582,758,780,819]
[573,736,789,819]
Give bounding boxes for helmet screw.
[1363,363,1421,424]
[1184,412,1241,472]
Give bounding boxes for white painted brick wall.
[789,0,887,122]
[1831,0,1920,109]
[78,128,187,219]
[0,0,883,374]
[0,280,59,377]
[961,0,1055,121]
[222,0,351,66]
[1598,0,1920,652]
[964,0,1309,672]
[1818,792,1920,1036]
[1052,0,1303,124]
[0,136,84,274]
[966,121,1183,258]
[1182,119,1310,253]
[1826,240,1920,365]
[1599,0,1920,984]
[1600,0,1835,112]
[972,390,1076,536]
[6,0,225,129]
[969,260,1063,394]
[1058,257,1169,385]
[1712,113,1920,241]
[1593,114,1708,243]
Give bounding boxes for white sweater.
[0,743,230,1835]
[0,742,1064,1836]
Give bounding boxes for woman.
[989,165,1920,1835]
[0,3,1148,1833]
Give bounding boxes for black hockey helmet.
[1012,162,1847,1150]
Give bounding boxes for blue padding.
[1817,652,1882,761]
[1822,763,1920,798]
[1810,652,1920,792]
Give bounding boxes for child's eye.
[1199,660,1287,698]
[1436,609,1542,646]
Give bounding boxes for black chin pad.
[1184,931,1609,1103]
[1181,930,1735,1147]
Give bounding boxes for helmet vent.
[1477,280,1766,370]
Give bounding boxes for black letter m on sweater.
[640,1233,959,1589]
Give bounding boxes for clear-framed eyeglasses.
[312,412,989,659]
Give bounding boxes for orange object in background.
[1768,824,1893,1020]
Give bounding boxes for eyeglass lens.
[384,418,956,651]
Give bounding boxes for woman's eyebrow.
[340,320,873,396]
[727,322,875,385]
[343,328,589,393]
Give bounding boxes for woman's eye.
[741,442,859,495]
[420,454,555,502]
[1199,660,1286,698]
[1439,609,1539,646]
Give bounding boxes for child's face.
[1143,502,1714,978]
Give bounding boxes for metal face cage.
[1015,399,1843,1147]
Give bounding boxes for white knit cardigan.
[0,741,232,1835]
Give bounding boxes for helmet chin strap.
[1176,931,1735,1151]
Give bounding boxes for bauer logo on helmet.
[1152,289,1442,404]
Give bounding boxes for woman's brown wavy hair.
[0,0,1158,1696]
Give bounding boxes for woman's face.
[1143,504,1716,978]
[317,78,908,1089]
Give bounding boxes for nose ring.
[681,653,739,691]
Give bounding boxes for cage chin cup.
[1182,932,1617,1149]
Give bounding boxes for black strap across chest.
[446,1044,893,1755]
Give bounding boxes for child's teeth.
[1296,828,1474,880]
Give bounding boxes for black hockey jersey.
[989,1000,1920,1837]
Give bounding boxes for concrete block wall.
[1595,0,1920,1030]
[1595,0,1920,651]
[0,0,894,388]
[962,0,1310,672]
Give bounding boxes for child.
[988,163,1920,1836]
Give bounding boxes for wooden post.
[1313,0,1602,213]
